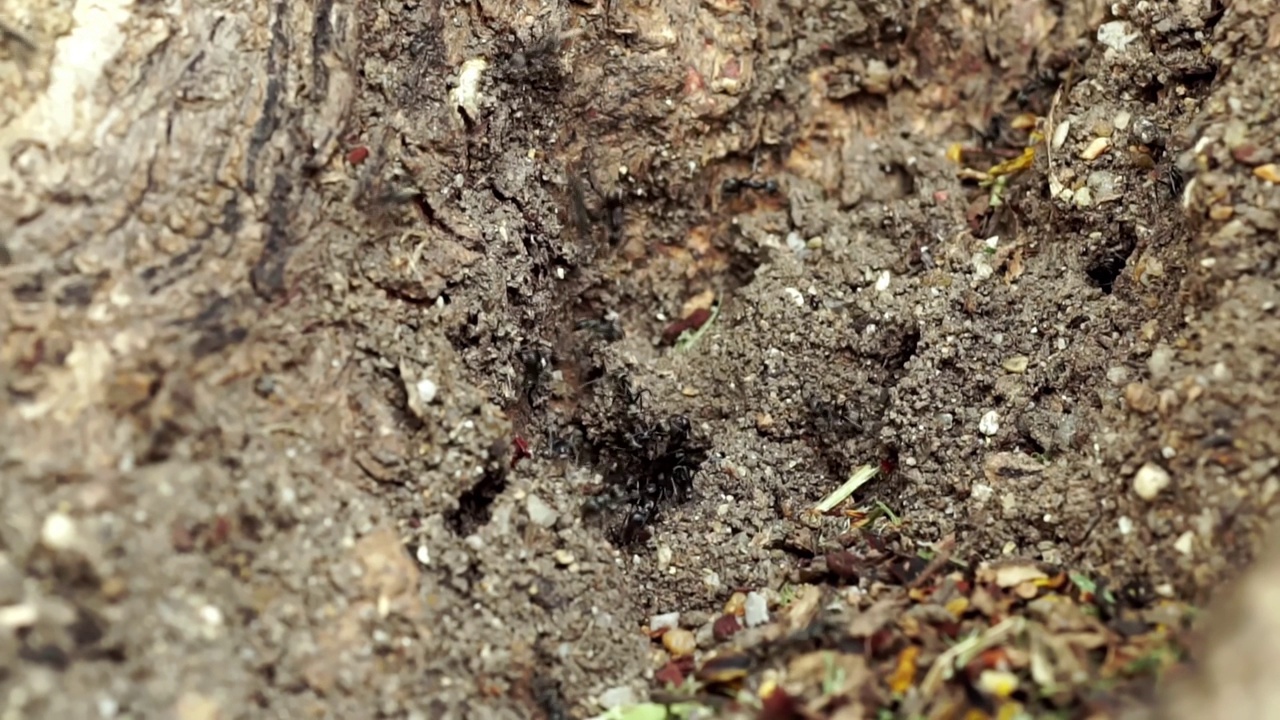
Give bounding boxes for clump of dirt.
[2,0,1279,718]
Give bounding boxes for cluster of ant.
[583,379,709,546]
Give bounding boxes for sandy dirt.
[2,0,1279,718]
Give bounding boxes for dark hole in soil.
[1086,233,1138,295]
[446,441,510,536]
[531,672,570,720]
[1139,79,1165,105]
[882,325,921,376]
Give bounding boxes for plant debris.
[641,534,1197,719]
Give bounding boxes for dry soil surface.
[2,0,1279,718]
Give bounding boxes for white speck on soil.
[1134,463,1172,501]
[1118,516,1135,535]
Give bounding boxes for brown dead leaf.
[848,598,906,637]
[783,584,826,631]
[786,651,868,714]
[980,560,1048,588]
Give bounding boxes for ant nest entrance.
[576,382,711,547]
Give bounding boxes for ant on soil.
[518,346,555,408]
[720,176,779,196]
[581,377,709,546]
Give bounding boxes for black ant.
[721,177,779,196]
[1157,163,1185,199]
[586,409,707,547]
[519,346,554,407]
[575,314,623,342]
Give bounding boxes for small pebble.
[1001,355,1029,374]
[1148,345,1175,379]
[1132,117,1162,146]
[1133,463,1171,501]
[662,628,697,657]
[874,270,891,292]
[1106,366,1130,386]
[654,661,685,686]
[598,686,636,710]
[1254,164,1280,184]
[1080,136,1111,161]
[712,614,741,641]
[525,494,559,528]
[649,612,680,633]
[175,692,222,720]
[1051,120,1071,150]
[40,512,78,551]
[978,411,1000,436]
[0,603,38,629]
[1174,531,1195,556]
[743,591,769,627]
[553,549,575,566]
[724,592,747,616]
[416,378,438,405]
[656,545,674,571]
[1123,382,1159,413]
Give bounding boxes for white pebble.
[656,545,673,571]
[1117,516,1134,535]
[743,591,769,627]
[40,512,78,551]
[416,377,438,405]
[1097,21,1138,52]
[1079,136,1111,161]
[525,495,559,528]
[1174,531,1195,555]
[598,686,636,710]
[649,612,680,633]
[200,604,224,627]
[1133,463,1171,501]
[874,270,891,292]
[0,603,39,628]
[1051,120,1071,150]
[978,411,1000,436]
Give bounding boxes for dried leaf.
[889,646,920,694]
